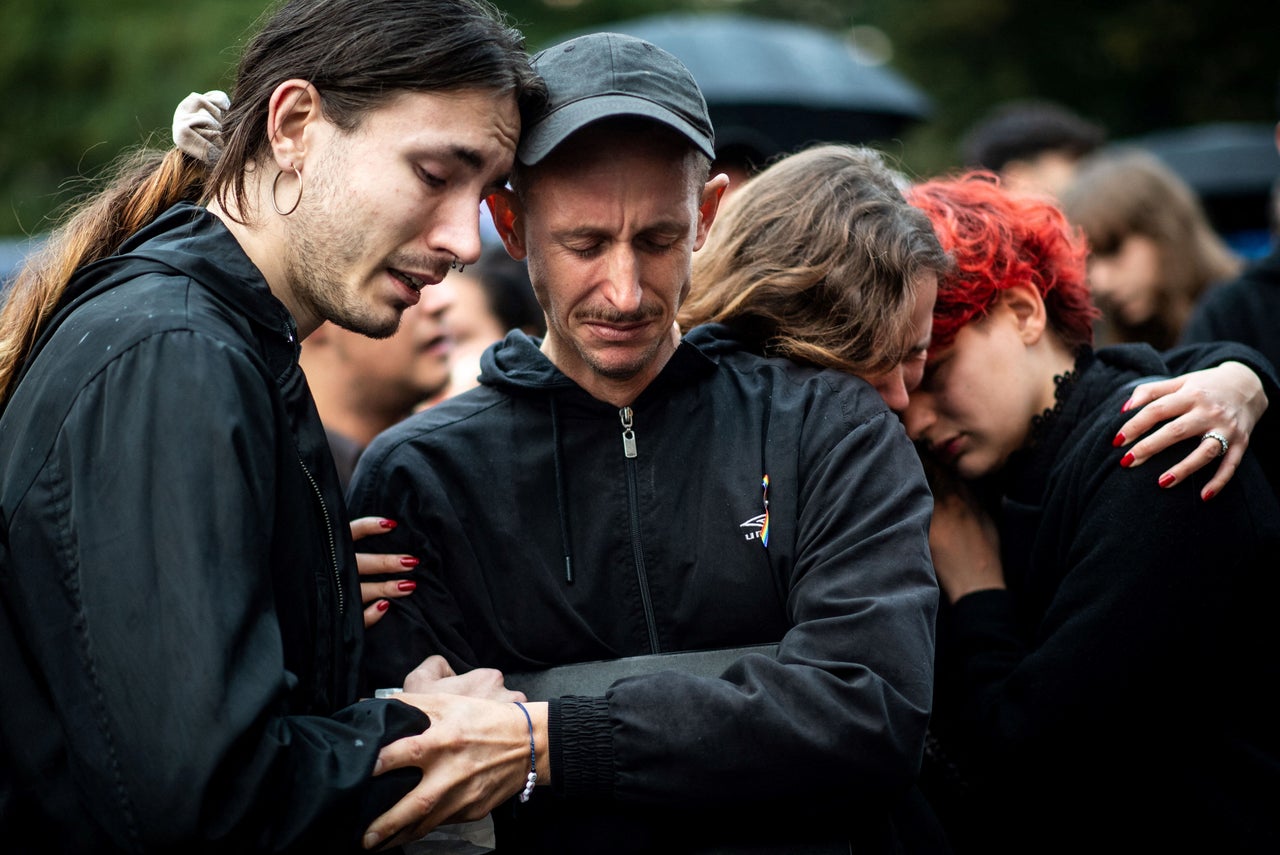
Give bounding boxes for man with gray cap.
[352,32,940,853]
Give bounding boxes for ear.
[266,79,324,171]
[486,189,527,261]
[999,281,1049,345]
[692,172,731,251]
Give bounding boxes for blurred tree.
[853,0,1276,177]
[1,0,267,235]
[1,0,1275,236]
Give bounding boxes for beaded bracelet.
[514,701,537,802]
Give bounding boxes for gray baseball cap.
[518,32,715,166]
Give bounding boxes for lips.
[388,268,433,306]
[583,320,652,342]
[933,435,963,462]
[390,268,427,291]
[578,308,662,343]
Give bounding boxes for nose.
[601,245,643,313]
[1087,258,1114,297]
[427,194,484,267]
[872,368,910,414]
[901,395,935,442]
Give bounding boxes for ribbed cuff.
[549,696,614,800]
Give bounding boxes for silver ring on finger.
[1201,430,1229,458]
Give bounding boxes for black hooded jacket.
[351,325,941,852]
[0,203,428,852]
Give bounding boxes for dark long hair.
[0,0,545,405]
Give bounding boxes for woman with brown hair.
[681,144,950,412]
[1060,147,1243,349]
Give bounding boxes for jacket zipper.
[297,455,345,617]
[620,406,660,653]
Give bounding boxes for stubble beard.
[283,157,402,340]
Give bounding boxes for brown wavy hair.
[0,0,545,406]
[1059,148,1242,349]
[681,144,951,377]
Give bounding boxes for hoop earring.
[450,257,466,273]
[271,165,303,216]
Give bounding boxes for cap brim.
[518,94,716,165]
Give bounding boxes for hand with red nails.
[351,516,421,628]
[1111,361,1268,499]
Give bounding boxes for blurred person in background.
[960,98,1106,199]
[1180,84,1280,374]
[430,241,543,402]
[301,282,455,490]
[1061,147,1244,350]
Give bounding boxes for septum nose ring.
[450,257,466,273]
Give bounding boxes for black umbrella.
[1129,122,1280,198]
[556,12,933,162]
[1112,122,1280,248]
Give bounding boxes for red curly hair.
[905,171,1099,353]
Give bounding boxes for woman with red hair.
[902,172,1279,853]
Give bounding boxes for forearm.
[552,419,938,805]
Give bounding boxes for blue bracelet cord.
[514,701,537,802]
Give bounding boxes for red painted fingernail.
[376,599,390,612]
[379,519,397,529]
[397,580,417,592]
[1121,398,1133,413]
[399,556,420,568]
[1159,473,1175,488]
[1202,489,1215,501]
[1112,432,1125,447]
[1120,452,1135,468]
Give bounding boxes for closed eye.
[569,243,603,260]
[416,165,446,189]
[637,236,677,254]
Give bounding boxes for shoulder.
[356,385,513,473]
[715,346,892,431]
[8,273,271,436]
[684,322,890,426]
[1189,253,1280,318]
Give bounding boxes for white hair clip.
[172,90,230,164]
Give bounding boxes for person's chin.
[585,347,654,381]
[338,306,403,340]
[955,451,997,481]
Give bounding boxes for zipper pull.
[619,406,637,458]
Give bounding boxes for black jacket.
[0,204,427,852]
[923,344,1280,854]
[1182,244,1280,378]
[351,326,941,853]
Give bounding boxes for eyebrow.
[421,143,511,195]
[553,220,689,243]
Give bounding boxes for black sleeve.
[2,331,428,851]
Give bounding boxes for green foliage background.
[2,0,1276,236]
